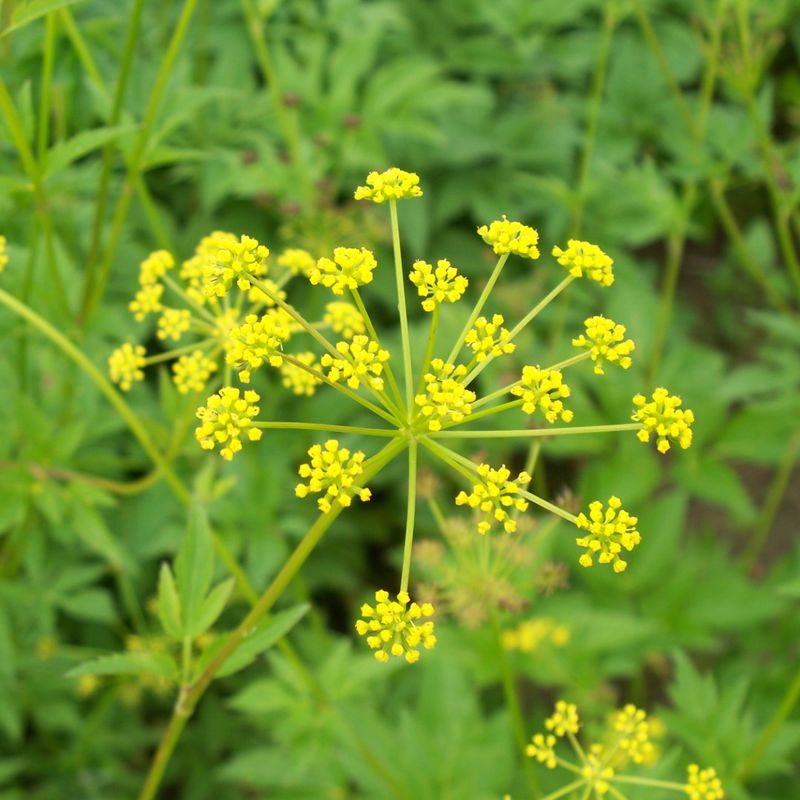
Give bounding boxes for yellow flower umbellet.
[0,235,8,272]
[164,169,698,664]
[355,590,435,662]
[632,387,694,453]
[524,701,724,800]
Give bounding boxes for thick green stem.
[399,440,418,593]
[446,253,509,365]
[137,437,407,800]
[389,200,414,418]
[489,608,540,797]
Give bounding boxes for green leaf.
[175,503,214,640]
[56,589,116,623]
[66,652,178,680]
[44,125,132,177]
[193,578,234,639]
[158,563,182,640]
[194,604,309,680]
[1,0,85,39]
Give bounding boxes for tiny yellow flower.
[320,335,389,391]
[611,704,654,764]
[545,700,580,736]
[324,301,365,340]
[277,248,316,277]
[511,366,573,423]
[0,235,8,272]
[203,234,270,297]
[415,359,475,431]
[109,343,146,391]
[172,351,217,394]
[477,216,540,259]
[295,439,372,513]
[409,258,469,312]
[553,240,614,286]
[455,464,531,534]
[354,168,423,203]
[226,311,292,382]
[139,249,174,286]
[632,388,694,453]
[504,618,569,653]
[280,352,322,396]
[573,316,635,375]
[310,247,377,295]
[181,232,238,305]
[195,387,262,460]
[465,314,515,362]
[129,284,164,321]
[355,589,436,663]
[575,496,641,573]
[685,765,724,800]
[157,308,191,341]
[526,733,557,768]
[582,744,614,795]
[76,673,100,698]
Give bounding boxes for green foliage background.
[0,0,799,798]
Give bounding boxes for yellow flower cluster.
[573,315,635,375]
[355,589,435,663]
[581,745,615,795]
[0,235,7,272]
[575,496,641,573]
[611,704,655,764]
[277,248,315,276]
[320,335,389,391]
[195,387,262,460]
[553,239,614,286]
[503,618,570,652]
[686,765,724,800]
[181,231,238,305]
[203,234,270,297]
[310,247,377,295]
[455,464,531,534]
[295,439,371,512]
[280,352,322,396]
[526,701,723,800]
[354,168,423,203]
[108,343,146,391]
[157,308,191,341]
[511,366,573,422]
[172,351,218,394]
[324,301,365,340]
[526,734,557,767]
[139,249,174,285]
[465,314,515,362]
[477,216,540,259]
[546,700,581,736]
[409,258,468,312]
[632,388,694,453]
[415,359,475,431]
[226,311,292,382]
[129,284,163,321]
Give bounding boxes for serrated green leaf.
[158,563,182,640]
[194,604,309,680]
[175,503,214,640]
[44,125,132,177]
[66,652,178,680]
[192,578,234,639]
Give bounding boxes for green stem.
[548,351,593,372]
[59,8,109,99]
[415,305,439,395]
[571,1,616,234]
[37,12,56,163]
[540,780,586,800]
[143,340,215,365]
[612,775,685,791]
[741,428,800,572]
[432,423,641,439]
[489,607,540,797]
[137,437,407,800]
[399,440,418,593]
[519,488,577,524]
[446,399,522,427]
[254,421,398,437]
[389,199,414,418]
[80,0,197,325]
[446,253,509,365]
[463,276,575,387]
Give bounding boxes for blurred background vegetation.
[0,0,799,797]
